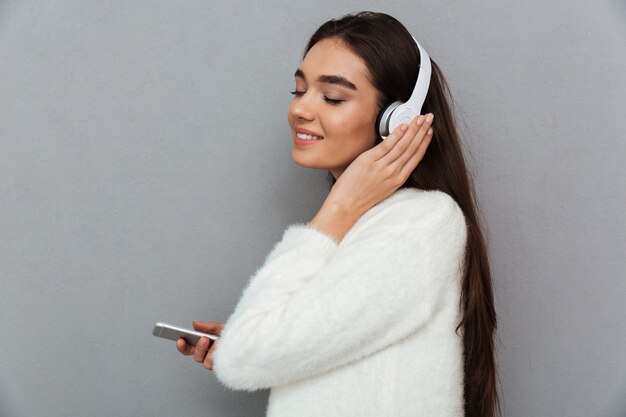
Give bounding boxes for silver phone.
[152,322,219,346]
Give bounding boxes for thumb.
[192,321,224,336]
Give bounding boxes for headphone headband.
[377,35,431,138]
[405,36,431,115]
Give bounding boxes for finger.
[193,337,211,363]
[367,122,410,161]
[386,114,428,166]
[400,127,433,178]
[177,338,195,356]
[395,114,434,169]
[192,321,225,336]
[203,351,214,371]
[376,114,425,165]
[203,340,218,371]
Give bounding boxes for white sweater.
[213,187,468,417]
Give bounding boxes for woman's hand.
[176,321,225,371]
[331,113,434,213]
[310,114,433,241]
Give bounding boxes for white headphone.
[375,36,431,139]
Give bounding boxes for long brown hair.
[303,11,500,417]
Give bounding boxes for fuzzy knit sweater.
[212,187,468,417]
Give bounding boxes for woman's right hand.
[310,114,433,242]
[177,321,224,371]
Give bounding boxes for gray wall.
[1,1,624,416]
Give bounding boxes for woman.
[177,11,499,417]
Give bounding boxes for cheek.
[324,107,376,148]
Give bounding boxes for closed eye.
[290,91,344,106]
[323,96,344,105]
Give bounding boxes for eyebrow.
[294,68,358,91]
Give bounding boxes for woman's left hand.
[328,113,434,215]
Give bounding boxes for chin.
[291,151,330,170]
[292,158,323,170]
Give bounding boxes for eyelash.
[290,91,344,105]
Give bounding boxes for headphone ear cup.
[375,101,393,139]
[375,101,401,139]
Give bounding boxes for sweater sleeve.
[212,192,467,391]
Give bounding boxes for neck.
[330,168,343,181]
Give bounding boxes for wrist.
[309,199,362,242]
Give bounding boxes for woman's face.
[287,37,381,179]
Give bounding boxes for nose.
[289,92,315,121]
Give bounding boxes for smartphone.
[152,322,219,346]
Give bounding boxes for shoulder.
[367,188,465,229]
[342,187,466,248]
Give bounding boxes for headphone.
[375,36,431,139]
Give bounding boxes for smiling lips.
[294,128,324,144]
[296,132,323,140]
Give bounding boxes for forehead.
[300,38,373,88]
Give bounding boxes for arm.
[212,192,467,391]
[183,115,437,378]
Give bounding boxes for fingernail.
[428,128,433,135]
[417,116,424,125]
[426,113,434,123]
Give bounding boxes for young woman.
[177,11,499,417]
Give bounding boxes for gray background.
[1,1,625,416]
